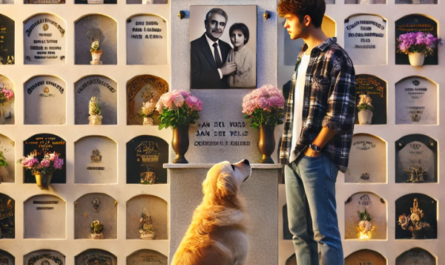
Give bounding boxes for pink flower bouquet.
[156,90,203,129]
[242,84,285,129]
[0,84,14,103]
[397,32,442,57]
[18,151,64,175]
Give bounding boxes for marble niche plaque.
[396,248,435,265]
[75,15,117,64]
[24,75,66,125]
[126,195,168,239]
[396,0,436,3]
[345,14,387,65]
[0,250,14,265]
[345,192,386,240]
[395,77,437,124]
[75,249,116,265]
[345,0,385,4]
[24,14,66,64]
[24,195,66,238]
[0,15,14,64]
[75,0,115,4]
[127,75,168,125]
[396,15,438,65]
[355,75,387,124]
[395,134,437,183]
[0,193,14,239]
[127,0,167,4]
[126,15,167,65]
[25,0,65,3]
[75,136,117,184]
[75,75,117,125]
[0,75,15,125]
[395,193,437,239]
[24,134,66,183]
[345,134,386,183]
[283,15,336,66]
[0,134,14,183]
[345,250,386,265]
[126,136,168,184]
[74,193,117,239]
[24,250,65,265]
[127,250,167,265]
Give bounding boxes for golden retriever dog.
[172,159,252,265]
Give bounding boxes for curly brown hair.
[277,0,326,28]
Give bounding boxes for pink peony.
[185,96,202,111]
[21,156,39,169]
[41,159,51,168]
[160,92,175,109]
[173,93,185,108]
[242,84,285,114]
[1,89,14,100]
[178,91,191,98]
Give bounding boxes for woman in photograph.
[227,23,256,88]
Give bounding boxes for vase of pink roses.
[156,90,203,163]
[18,151,64,189]
[397,32,442,66]
[0,84,14,124]
[242,84,285,163]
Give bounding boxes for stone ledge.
[164,163,283,169]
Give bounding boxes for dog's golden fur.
[172,160,251,265]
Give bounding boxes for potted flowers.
[0,151,8,183]
[156,90,202,163]
[357,209,375,240]
[0,83,14,124]
[357,94,374,125]
[18,151,64,189]
[242,84,284,163]
[139,98,157,126]
[90,220,104,239]
[89,96,103,125]
[397,32,442,66]
[139,212,155,239]
[87,28,104,65]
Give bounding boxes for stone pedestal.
[165,163,281,265]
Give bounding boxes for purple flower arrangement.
[19,151,64,175]
[397,32,442,57]
[242,84,285,129]
[156,90,203,129]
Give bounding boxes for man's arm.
[305,127,337,157]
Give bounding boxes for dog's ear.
[216,173,238,199]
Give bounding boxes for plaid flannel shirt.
[279,37,356,173]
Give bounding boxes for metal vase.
[34,172,53,189]
[258,125,276,163]
[172,124,189,163]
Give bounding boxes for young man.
[278,1,356,265]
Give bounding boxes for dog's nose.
[243,159,250,165]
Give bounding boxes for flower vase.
[412,0,421,3]
[142,0,153,3]
[90,50,103,65]
[143,117,153,126]
[172,124,189,163]
[90,233,104,239]
[358,0,374,4]
[89,115,103,125]
[34,172,53,189]
[0,108,5,125]
[258,125,276,163]
[358,110,373,125]
[140,232,155,240]
[408,53,425,66]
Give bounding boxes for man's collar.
[205,33,219,46]
[301,37,337,53]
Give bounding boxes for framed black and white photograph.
[190,5,257,89]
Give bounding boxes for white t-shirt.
[290,54,310,162]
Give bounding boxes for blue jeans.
[285,153,343,265]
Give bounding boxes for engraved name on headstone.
[75,76,117,125]
[24,0,65,4]
[0,15,14,65]
[24,250,65,265]
[346,134,386,183]
[345,14,387,65]
[24,134,66,183]
[24,76,66,125]
[395,134,437,183]
[345,250,386,265]
[126,15,167,65]
[0,250,14,265]
[395,77,437,124]
[24,195,65,238]
[24,14,66,64]
[75,250,116,265]
[395,15,438,65]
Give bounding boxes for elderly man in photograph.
[191,8,236,89]
[278,0,356,264]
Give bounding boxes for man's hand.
[304,147,320,157]
[220,62,237,75]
